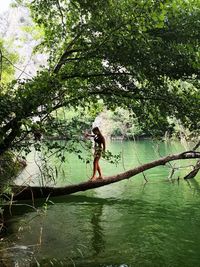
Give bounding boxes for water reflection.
[91,204,105,255]
[1,136,200,267]
[187,178,200,195]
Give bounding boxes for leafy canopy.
[0,0,199,156]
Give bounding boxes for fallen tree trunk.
[184,160,200,180]
[183,142,200,180]
[7,151,200,200]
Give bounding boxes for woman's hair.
[92,127,100,134]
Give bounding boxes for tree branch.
[2,55,32,78]
[193,140,200,151]
[53,48,85,74]
[60,71,132,80]
[184,160,200,180]
[55,0,66,36]
[183,140,200,179]
[9,151,200,200]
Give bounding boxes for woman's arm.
[84,133,95,138]
[102,136,106,152]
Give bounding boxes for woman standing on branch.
[85,127,106,181]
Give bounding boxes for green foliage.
[0,0,199,173]
[109,108,144,139]
[0,39,18,84]
[102,150,121,165]
[0,151,21,188]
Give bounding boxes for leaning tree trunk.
[183,142,200,179]
[184,160,200,179]
[6,150,200,201]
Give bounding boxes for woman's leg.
[90,157,98,180]
[97,159,102,178]
[90,157,103,180]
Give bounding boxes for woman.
[85,127,106,180]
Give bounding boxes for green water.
[1,140,200,267]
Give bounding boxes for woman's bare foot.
[96,176,103,180]
[89,176,96,181]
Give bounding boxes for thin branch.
[53,48,84,74]
[52,3,151,76]
[184,161,200,180]
[193,140,200,151]
[55,0,66,36]
[60,71,132,80]
[17,53,33,80]
[167,168,175,180]
[183,140,200,179]
[2,55,32,78]
[33,87,176,121]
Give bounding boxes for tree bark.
[183,141,200,179]
[184,160,200,179]
[7,151,200,200]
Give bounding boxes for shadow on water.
[91,203,105,256]
[4,194,148,217]
[3,194,137,267]
[4,177,200,233]
[2,176,200,267]
[187,178,200,191]
[2,139,200,266]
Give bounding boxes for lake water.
[1,140,200,267]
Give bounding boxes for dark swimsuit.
[94,135,103,158]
